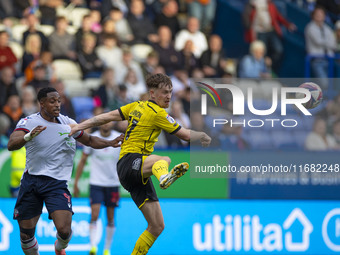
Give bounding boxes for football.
[296,82,323,109]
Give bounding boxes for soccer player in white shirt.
[74,121,121,255]
[7,87,123,255]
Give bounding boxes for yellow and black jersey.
[118,100,181,159]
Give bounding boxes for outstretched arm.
[77,132,124,149]
[175,127,211,147]
[70,110,122,136]
[7,126,47,151]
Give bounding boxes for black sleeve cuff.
[170,125,181,135]
[118,108,125,120]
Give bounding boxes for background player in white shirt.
[74,121,121,255]
[7,87,123,255]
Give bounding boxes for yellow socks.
[131,230,156,255]
[152,160,169,182]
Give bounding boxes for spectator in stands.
[114,46,144,85]
[141,51,159,78]
[39,0,63,25]
[108,7,134,43]
[0,30,17,71]
[0,113,10,147]
[316,0,340,24]
[0,66,17,109]
[127,0,157,44]
[305,118,338,150]
[77,33,104,79]
[90,9,102,34]
[24,51,55,84]
[99,19,116,45]
[164,100,190,148]
[22,33,41,73]
[171,69,190,100]
[239,40,271,78]
[124,68,147,101]
[179,40,198,75]
[21,85,38,116]
[152,65,166,75]
[305,6,336,85]
[181,86,191,116]
[75,15,98,52]
[110,84,132,110]
[175,17,208,58]
[96,33,122,70]
[22,13,49,52]
[27,64,50,92]
[93,68,119,109]
[186,0,216,33]
[53,80,76,120]
[200,34,225,78]
[49,16,76,60]
[154,0,180,38]
[243,0,296,73]
[152,26,181,75]
[2,94,24,133]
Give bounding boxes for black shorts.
[90,185,119,207]
[117,153,158,208]
[13,172,74,221]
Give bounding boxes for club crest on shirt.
[17,118,27,127]
[166,115,175,124]
[132,158,142,170]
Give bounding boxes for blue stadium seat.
[71,96,94,122]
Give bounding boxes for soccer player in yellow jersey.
[70,73,211,255]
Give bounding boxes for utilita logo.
[197,82,312,128]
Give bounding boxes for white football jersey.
[15,113,83,181]
[83,130,121,187]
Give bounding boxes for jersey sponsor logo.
[166,115,175,124]
[132,158,142,170]
[58,132,70,136]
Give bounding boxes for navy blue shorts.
[13,172,74,221]
[90,185,119,207]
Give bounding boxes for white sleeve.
[14,116,38,133]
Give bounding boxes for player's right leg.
[131,200,164,255]
[18,216,41,255]
[13,172,45,255]
[142,155,189,189]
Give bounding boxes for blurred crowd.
[0,0,340,151]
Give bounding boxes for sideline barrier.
[0,198,339,254]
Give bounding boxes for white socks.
[21,236,39,255]
[104,222,116,251]
[55,230,72,251]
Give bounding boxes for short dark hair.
[37,87,57,101]
[146,73,172,90]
